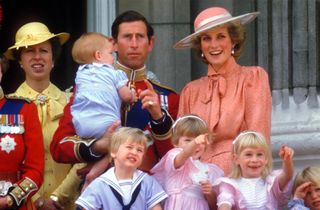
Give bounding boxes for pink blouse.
[178,58,271,174]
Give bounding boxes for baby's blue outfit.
[71,63,128,138]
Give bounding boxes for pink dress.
[213,170,293,210]
[150,148,224,210]
[178,58,271,174]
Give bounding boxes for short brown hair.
[192,22,246,63]
[72,32,113,64]
[172,114,210,146]
[111,10,154,42]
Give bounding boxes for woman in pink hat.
[175,7,271,175]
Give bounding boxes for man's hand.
[35,197,64,210]
[138,80,163,120]
[91,120,120,155]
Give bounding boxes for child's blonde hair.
[230,131,272,179]
[293,166,320,194]
[172,114,210,146]
[109,127,147,155]
[72,32,113,64]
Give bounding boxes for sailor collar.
[99,167,146,197]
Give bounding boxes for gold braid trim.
[9,177,37,206]
[151,127,173,140]
[60,136,96,162]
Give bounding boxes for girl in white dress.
[213,131,294,210]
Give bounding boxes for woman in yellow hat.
[4,22,82,210]
[175,7,272,175]
[0,54,44,210]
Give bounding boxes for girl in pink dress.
[151,115,224,210]
[213,131,294,210]
[174,7,272,174]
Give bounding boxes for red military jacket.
[0,96,44,210]
[50,63,179,172]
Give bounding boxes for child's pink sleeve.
[216,181,235,208]
[269,170,293,208]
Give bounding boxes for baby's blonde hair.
[230,131,272,179]
[172,114,210,146]
[72,32,113,64]
[293,166,320,194]
[109,127,147,155]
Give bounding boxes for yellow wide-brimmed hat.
[4,22,70,60]
[174,7,259,49]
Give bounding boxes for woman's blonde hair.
[72,32,113,64]
[171,114,210,146]
[293,166,320,194]
[192,21,246,63]
[109,127,147,155]
[230,131,272,179]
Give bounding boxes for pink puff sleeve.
[150,148,182,187]
[216,181,235,208]
[268,170,293,209]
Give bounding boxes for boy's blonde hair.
[172,114,210,146]
[72,32,113,64]
[230,131,272,179]
[293,166,320,194]
[109,127,147,155]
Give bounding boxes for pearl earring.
[231,48,235,55]
[20,64,23,68]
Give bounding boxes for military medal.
[12,126,18,134]
[0,115,5,134]
[0,135,16,154]
[12,115,19,134]
[9,126,14,134]
[3,125,10,134]
[4,115,10,133]
[19,115,24,134]
[19,126,24,134]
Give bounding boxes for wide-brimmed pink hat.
[174,7,259,49]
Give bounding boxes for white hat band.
[195,13,232,31]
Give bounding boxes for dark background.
[0,0,86,93]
